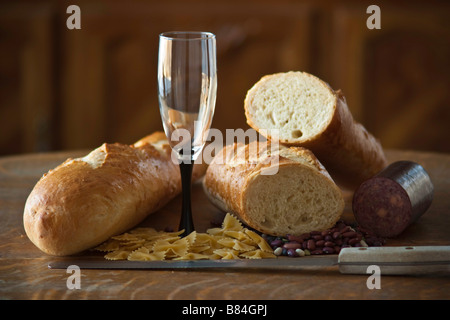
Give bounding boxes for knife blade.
[48,246,450,275]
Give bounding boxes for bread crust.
[203,142,345,236]
[23,132,205,256]
[244,72,387,188]
[301,91,387,188]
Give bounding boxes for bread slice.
[244,71,387,188]
[203,141,345,236]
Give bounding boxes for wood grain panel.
[59,1,315,149]
[1,1,449,155]
[329,3,450,152]
[0,3,54,155]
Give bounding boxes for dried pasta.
[93,213,276,261]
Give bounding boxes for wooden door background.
[1,0,449,156]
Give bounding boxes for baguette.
[244,71,387,188]
[203,141,345,236]
[23,132,205,256]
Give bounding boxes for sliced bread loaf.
[203,141,345,236]
[244,71,387,188]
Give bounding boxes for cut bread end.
[241,163,344,236]
[244,71,336,144]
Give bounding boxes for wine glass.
[157,31,217,236]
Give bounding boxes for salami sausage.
[352,161,433,238]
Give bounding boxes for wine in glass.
[157,31,217,236]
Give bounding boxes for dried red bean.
[307,239,316,250]
[287,235,304,243]
[339,226,351,234]
[270,239,283,247]
[315,240,325,247]
[321,230,331,236]
[323,247,335,254]
[283,242,302,249]
[330,227,339,234]
[342,231,357,238]
[299,233,311,240]
[264,219,386,258]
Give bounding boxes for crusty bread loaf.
[244,71,387,188]
[203,141,345,236]
[23,132,205,256]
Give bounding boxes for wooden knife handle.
[338,246,450,275]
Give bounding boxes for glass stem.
[179,161,194,236]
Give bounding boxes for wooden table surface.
[0,149,449,300]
